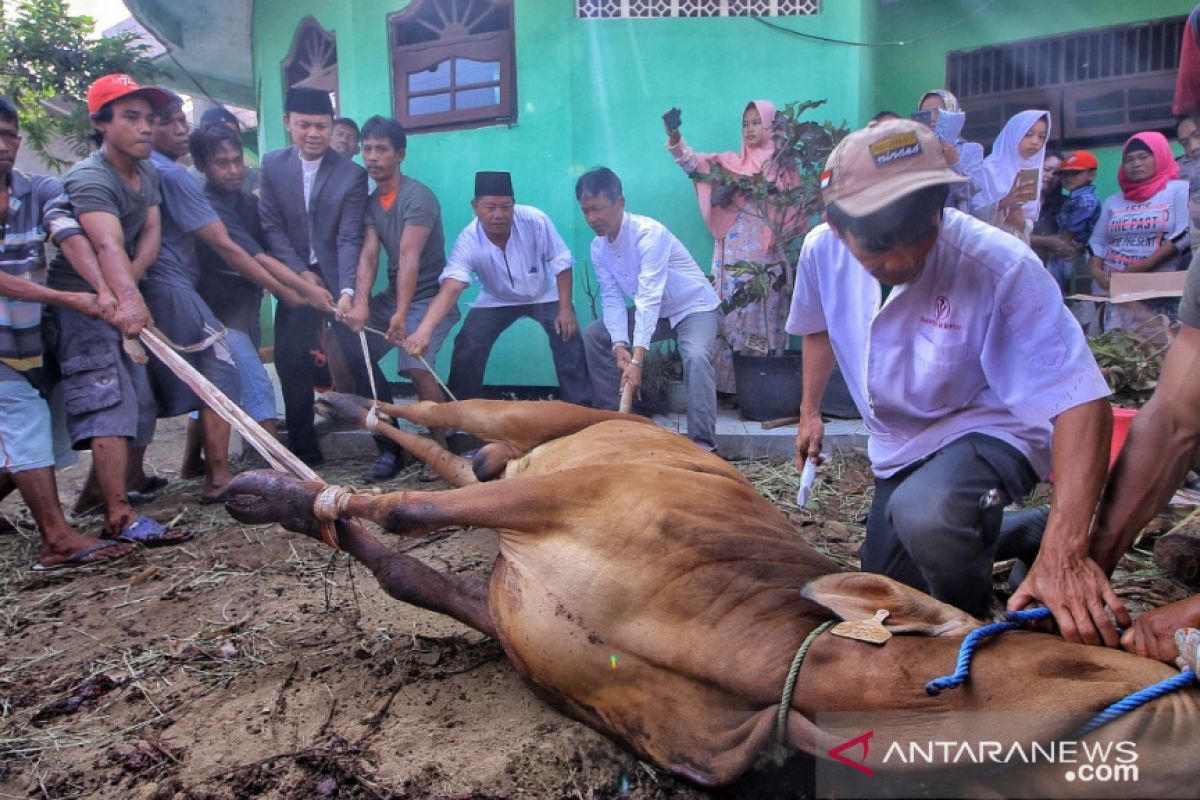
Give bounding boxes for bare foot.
[40,532,134,569]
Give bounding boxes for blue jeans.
[449,302,591,405]
[582,308,720,450]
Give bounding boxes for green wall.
[252,0,871,386]
[869,0,1197,201]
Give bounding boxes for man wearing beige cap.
[786,118,1118,635]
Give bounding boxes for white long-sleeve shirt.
[786,208,1110,478]
[590,212,719,349]
[440,204,573,308]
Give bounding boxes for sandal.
[33,540,131,572]
[116,516,194,547]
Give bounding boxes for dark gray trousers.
[861,434,1038,618]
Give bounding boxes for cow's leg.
[226,475,495,636]
[373,397,643,453]
[316,393,475,486]
[227,469,581,540]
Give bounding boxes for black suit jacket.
[259,146,367,293]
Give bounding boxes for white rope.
[313,484,354,522]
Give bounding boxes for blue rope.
[925,607,1198,738]
[924,608,1051,696]
[1074,669,1196,737]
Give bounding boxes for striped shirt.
[1,170,82,372]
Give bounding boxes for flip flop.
[117,515,194,547]
[33,540,131,572]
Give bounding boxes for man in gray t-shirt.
[340,116,459,482]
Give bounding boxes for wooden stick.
[138,327,319,481]
[761,415,801,430]
[619,383,634,414]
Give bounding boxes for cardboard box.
[1069,270,1186,303]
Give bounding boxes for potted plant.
[693,100,848,420]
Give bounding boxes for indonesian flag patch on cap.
[820,169,832,189]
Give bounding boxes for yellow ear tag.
[830,609,892,645]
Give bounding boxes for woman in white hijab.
[916,89,984,211]
[970,109,1051,241]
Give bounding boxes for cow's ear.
[800,573,981,636]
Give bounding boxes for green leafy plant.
[691,99,848,354]
[0,0,160,170]
[1089,326,1173,408]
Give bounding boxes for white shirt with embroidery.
[590,212,719,350]
[441,204,573,308]
[786,208,1110,478]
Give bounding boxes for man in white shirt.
[405,171,590,404]
[787,119,1118,629]
[576,167,721,451]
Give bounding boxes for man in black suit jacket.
[259,87,389,467]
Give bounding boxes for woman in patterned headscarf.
[665,100,799,397]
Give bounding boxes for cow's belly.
[486,555,782,786]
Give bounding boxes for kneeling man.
[788,118,1114,620]
[406,171,589,404]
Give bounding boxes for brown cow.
[226,395,1200,794]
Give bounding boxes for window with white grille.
[946,16,1186,148]
[576,0,820,19]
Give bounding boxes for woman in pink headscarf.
[1087,131,1190,332]
[667,100,799,396]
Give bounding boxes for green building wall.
[868,0,1197,200]
[252,0,873,386]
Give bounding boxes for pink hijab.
[1117,131,1180,203]
[690,100,794,241]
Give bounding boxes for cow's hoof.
[225,470,325,528]
[315,392,371,427]
[1154,533,1200,587]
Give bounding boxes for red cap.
[1061,151,1098,171]
[86,74,172,115]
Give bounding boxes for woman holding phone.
[916,89,984,211]
[664,100,798,397]
[971,110,1051,242]
[1087,131,1189,332]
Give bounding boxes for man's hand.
[95,290,119,323]
[403,326,432,357]
[334,293,354,322]
[795,413,825,470]
[65,292,102,319]
[343,297,369,333]
[1008,544,1131,647]
[304,283,334,312]
[385,311,409,348]
[300,270,325,288]
[1120,595,1200,664]
[275,286,306,308]
[621,360,642,395]
[110,294,152,337]
[555,306,578,341]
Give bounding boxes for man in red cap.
[43,73,191,547]
[787,119,1116,633]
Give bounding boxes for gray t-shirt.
[1182,251,1200,329]
[366,176,444,302]
[143,150,219,290]
[49,151,161,292]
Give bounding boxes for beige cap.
[820,118,966,216]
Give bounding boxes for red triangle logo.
[827,730,875,776]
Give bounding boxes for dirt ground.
[0,419,1193,799]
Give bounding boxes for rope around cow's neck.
[925,607,1197,740]
[777,619,836,747]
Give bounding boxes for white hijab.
[974,110,1051,221]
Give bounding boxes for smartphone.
[1014,167,1040,201]
[910,109,933,128]
[662,107,682,132]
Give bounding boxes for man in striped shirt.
[0,95,134,570]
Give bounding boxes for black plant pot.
[733,351,804,421]
[732,352,862,422]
